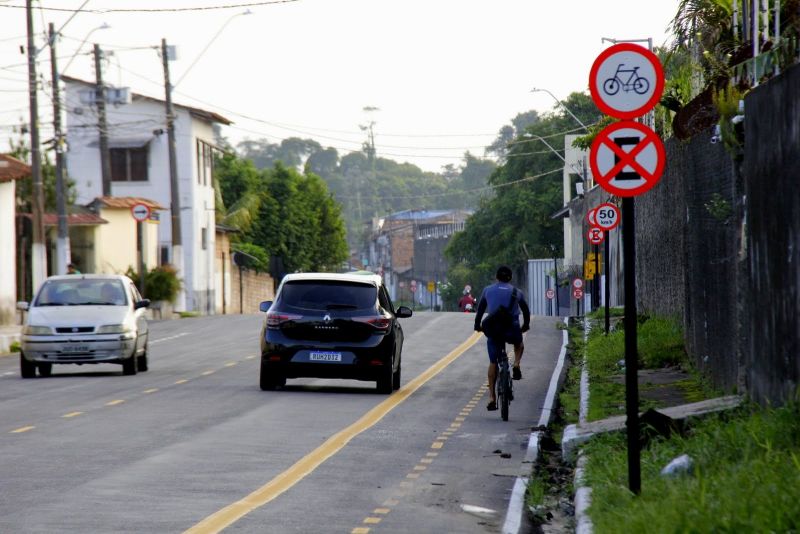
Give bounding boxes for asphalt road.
[0,311,563,533]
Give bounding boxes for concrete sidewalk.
[0,324,21,354]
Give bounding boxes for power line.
[0,0,301,13]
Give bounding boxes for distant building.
[367,209,471,307]
[62,76,232,313]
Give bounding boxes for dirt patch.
[608,366,695,408]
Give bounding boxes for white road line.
[150,333,188,345]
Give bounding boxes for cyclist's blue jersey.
[480,282,525,325]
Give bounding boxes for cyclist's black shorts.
[486,324,523,363]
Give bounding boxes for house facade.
[62,76,231,313]
[0,155,29,325]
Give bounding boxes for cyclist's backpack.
[481,288,518,338]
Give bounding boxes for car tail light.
[266,311,303,328]
[352,316,391,332]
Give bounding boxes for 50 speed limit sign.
[595,202,621,231]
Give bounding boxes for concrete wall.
[0,181,16,324]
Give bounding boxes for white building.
[0,154,28,325]
[62,76,231,314]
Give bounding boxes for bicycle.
[602,63,650,96]
[496,344,513,421]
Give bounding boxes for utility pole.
[26,0,47,292]
[94,43,112,196]
[49,23,70,275]
[162,39,184,311]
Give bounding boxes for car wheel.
[122,354,138,376]
[392,360,401,391]
[137,345,149,372]
[37,363,52,377]
[376,361,393,394]
[20,353,36,379]
[259,362,285,390]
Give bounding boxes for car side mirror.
[134,299,151,310]
[16,301,29,311]
[395,306,413,318]
[259,301,273,312]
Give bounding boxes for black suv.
[259,272,413,393]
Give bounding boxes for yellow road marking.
[201,370,215,376]
[175,379,188,384]
[413,465,426,471]
[10,426,35,433]
[420,458,434,464]
[106,400,125,406]
[363,517,381,524]
[224,362,237,367]
[183,332,481,534]
[62,411,83,418]
[373,508,390,515]
[426,452,439,457]
[406,473,420,479]
[450,422,462,429]
[245,355,256,360]
[351,528,370,534]
[455,416,465,422]
[399,481,413,488]
[431,442,443,449]
[144,388,159,394]
[383,499,399,506]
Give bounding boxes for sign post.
[590,42,665,496]
[593,202,621,336]
[131,203,151,296]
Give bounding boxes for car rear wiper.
[326,303,358,310]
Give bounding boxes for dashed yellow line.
[224,362,237,367]
[175,379,189,384]
[431,441,444,449]
[143,388,159,394]
[351,528,370,534]
[10,426,35,433]
[62,411,83,418]
[105,399,125,406]
[201,370,215,376]
[383,498,399,506]
[183,333,482,534]
[373,508,390,515]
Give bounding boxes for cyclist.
[473,266,530,411]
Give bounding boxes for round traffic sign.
[410,280,417,292]
[587,227,605,245]
[595,202,621,231]
[130,203,151,222]
[572,278,584,290]
[586,207,598,227]
[589,43,665,119]
[572,287,584,300]
[545,288,555,300]
[590,121,665,197]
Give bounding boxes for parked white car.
[18,274,150,377]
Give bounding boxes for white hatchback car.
[18,274,150,377]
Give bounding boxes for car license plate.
[62,345,89,353]
[309,351,342,362]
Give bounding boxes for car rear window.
[279,280,377,311]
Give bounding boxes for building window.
[196,139,214,186]
[111,146,148,182]
[159,245,169,266]
[201,227,207,250]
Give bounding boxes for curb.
[501,318,569,534]
[573,316,594,533]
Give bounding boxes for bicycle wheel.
[603,78,620,96]
[500,368,509,421]
[634,77,650,94]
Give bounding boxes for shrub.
[144,264,181,302]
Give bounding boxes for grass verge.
[583,402,800,533]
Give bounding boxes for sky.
[0,0,680,173]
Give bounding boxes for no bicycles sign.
[589,43,664,120]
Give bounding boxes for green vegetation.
[143,265,181,302]
[9,341,21,353]
[178,311,200,318]
[583,402,800,533]
[215,156,349,273]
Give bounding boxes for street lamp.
[173,9,253,88]
[60,22,111,76]
[531,87,589,131]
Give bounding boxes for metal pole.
[137,221,145,296]
[604,230,611,335]
[49,23,70,275]
[26,0,47,291]
[593,244,600,310]
[93,44,112,196]
[162,39,184,311]
[622,197,641,494]
[222,252,226,315]
[553,253,560,316]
